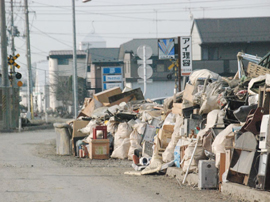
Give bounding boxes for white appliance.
[198,160,218,190]
[259,115,270,151]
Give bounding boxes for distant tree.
[50,73,87,110]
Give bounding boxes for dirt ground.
[29,131,240,202]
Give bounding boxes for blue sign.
[158,38,175,59]
[103,75,122,82]
[102,67,122,74]
[102,66,123,90]
[103,83,123,90]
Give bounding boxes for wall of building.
[48,56,87,110]
[126,80,175,99]
[192,25,202,60]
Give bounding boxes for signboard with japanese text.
[102,66,123,90]
[158,38,175,59]
[103,75,122,82]
[180,36,192,76]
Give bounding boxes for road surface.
[0,129,235,202]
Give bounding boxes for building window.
[87,66,91,72]
[58,58,69,65]
[202,47,219,60]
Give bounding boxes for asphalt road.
[0,129,233,202]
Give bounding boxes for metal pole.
[44,70,48,123]
[72,0,79,118]
[143,45,147,96]
[24,0,33,119]
[178,36,181,92]
[1,0,11,130]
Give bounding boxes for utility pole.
[24,0,33,119]
[10,0,17,128]
[72,0,79,118]
[178,36,181,92]
[44,70,48,123]
[1,0,11,130]
[10,0,15,60]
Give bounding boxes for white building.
[48,50,87,111]
[33,60,49,113]
[79,33,106,50]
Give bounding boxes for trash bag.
[182,140,206,173]
[162,115,183,162]
[116,122,133,139]
[128,130,142,160]
[79,120,103,143]
[106,117,118,135]
[111,138,130,159]
[212,124,238,167]
[189,69,221,85]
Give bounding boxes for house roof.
[193,17,270,43]
[89,48,120,63]
[119,38,159,60]
[49,50,86,57]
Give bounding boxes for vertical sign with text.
[180,36,192,76]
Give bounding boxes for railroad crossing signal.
[7,54,20,68]
[7,54,23,87]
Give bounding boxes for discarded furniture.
[240,107,265,135]
[93,126,107,139]
[258,85,270,114]
[227,132,259,187]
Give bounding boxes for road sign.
[137,45,152,60]
[158,38,175,59]
[137,65,153,79]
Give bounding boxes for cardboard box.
[183,83,196,103]
[89,139,110,159]
[80,98,103,117]
[159,127,174,149]
[72,120,89,138]
[94,87,122,104]
[163,124,174,133]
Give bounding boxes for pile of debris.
[60,53,270,192]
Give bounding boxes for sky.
[2,0,270,77]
